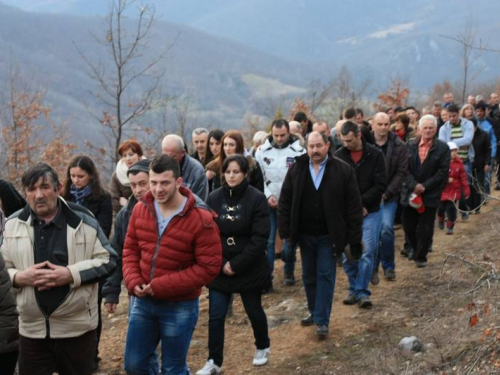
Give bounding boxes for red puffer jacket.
[441,156,470,202]
[122,186,222,301]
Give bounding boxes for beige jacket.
[0,199,116,339]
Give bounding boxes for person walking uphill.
[122,155,222,375]
[278,131,364,339]
[402,115,450,267]
[437,142,470,235]
[197,154,271,375]
[336,121,387,309]
[0,163,116,375]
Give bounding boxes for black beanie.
[127,159,151,176]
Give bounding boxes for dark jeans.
[208,289,269,367]
[0,350,18,375]
[298,235,336,326]
[402,205,438,262]
[470,168,485,211]
[18,330,96,375]
[437,200,457,225]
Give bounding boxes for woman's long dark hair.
[61,155,107,199]
[205,129,224,164]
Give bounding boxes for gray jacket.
[182,154,209,201]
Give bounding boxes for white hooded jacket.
[255,135,305,200]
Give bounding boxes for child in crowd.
[437,142,470,234]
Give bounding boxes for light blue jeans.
[124,297,199,375]
[343,210,382,299]
[375,201,398,272]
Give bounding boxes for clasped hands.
[14,261,73,291]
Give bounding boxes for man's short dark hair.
[405,106,416,111]
[355,108,364,117]
[447,104,460,114]
[475,101,488,111]
[293,112,308,123]
[433,101,443,108]
[271,119,290,132]
[221,154,250,175]
[340,121,360,136]
[149,154,180,179]
[343,107,356,120]
[21,163,59,191]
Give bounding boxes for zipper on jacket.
[146,204,182,280]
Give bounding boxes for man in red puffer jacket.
[437,142,470,235]
[122,154,222,375]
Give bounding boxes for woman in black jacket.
[198,155,270,375]
[61,154,112,370]
[205,130,264,193]
[0,250,19,375]
[61,155,113,238]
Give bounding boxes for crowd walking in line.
[1,91,500,374]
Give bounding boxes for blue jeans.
[267,207,295,277]
[343,210,382,299]
[298,235,336,326]
[375,201,398,272]
[208,289,269,367]
[124,297,199,375]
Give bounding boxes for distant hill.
[0,1,314,142]
[3,0,500,90]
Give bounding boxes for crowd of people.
[0,91,499,375]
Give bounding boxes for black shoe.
[358,297,373,309]
[416,260,427,268]
[438,221,444,230]
[370,270,380,286]
[462,213,469,221]
[400,248,408,257]
[343,294,357,305]
[337,256,343,267]
[301,313,314,326]
[495,185,500,191]
[284,273,295,286]
[316,325,328,339]
[407,249,416,261]
[383,269,396,281]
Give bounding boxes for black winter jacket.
[335,140,387,213]
[65,192,113,238]
[472,127,491,170]
[372,132,409,202]
[102,195,137,304]
[277,154,363,258]
[206,180,270,293]
[401,137,451,208]
[0,252,18,354]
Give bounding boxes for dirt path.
[97,194,500,374]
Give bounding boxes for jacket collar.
[140,185,205,217]
[18,197,82,230]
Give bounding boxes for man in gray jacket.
[162,134,209,201]
[1,163,116,375]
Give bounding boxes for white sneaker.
[196,359,222,375]
[252,347,270,366]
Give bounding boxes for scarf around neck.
[70,184,93,205]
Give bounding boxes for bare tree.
[441,17,485,104]
[76,0,174,167]
[307,79,330,114]
[325,65,371,122]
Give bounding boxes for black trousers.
[437,201,457,225]
[208,289,269,367]
[0,350,18,375]
[402,205,438,262]
[19,330,96,375]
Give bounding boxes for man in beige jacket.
[1,163,116,375]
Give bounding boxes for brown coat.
[110,172,132,215]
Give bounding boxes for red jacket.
[441,156,470,202]
[122,186,222,301]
